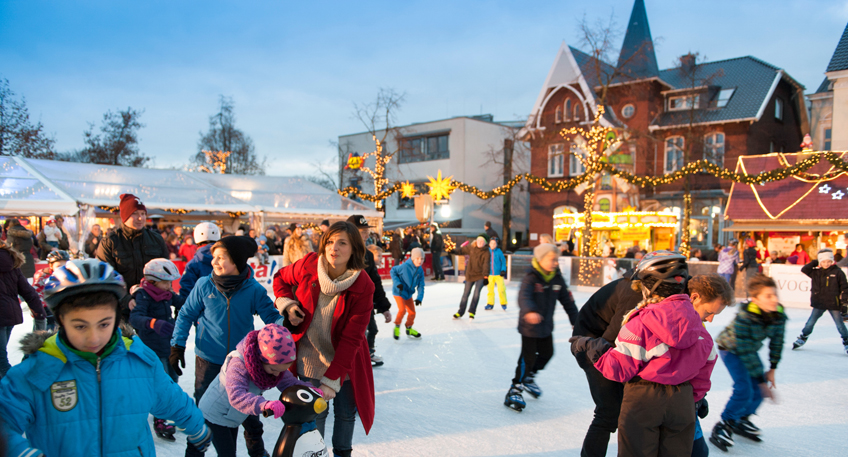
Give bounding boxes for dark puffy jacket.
[0,249,45,326]
[179,244,214,300]
[517,264,578,338]
[801,260,848,311]
[430,232,444,254]
[741,247,758,271]
[364,249,392,314]
[572,272,642,343]
[129,288,185,357]
[6,225,35,278]
[96,224,168,289]
[454,243,490,283]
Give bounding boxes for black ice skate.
[792,334,807,349]
[843,338,848,355]
[522,375,542,398]
[504,384,526,412]
[370,352,384,367]
[729,418,762,442]
[154,418,176,442]
[709,420,734,452]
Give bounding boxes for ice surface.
[7,279,848,456]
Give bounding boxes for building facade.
[809,22,848,152]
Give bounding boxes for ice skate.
[406,327,422,339]
[843,338,848,355]
[370,352,384,367]
[792,335,807,349]
[501,304,507,311]
[709,420,734,452]
[522,376,542,398]
[728,418,762,442]
[737,416,761,435]
[154,418,176,442]
[485,304,494,310]
[393,325,400,340]
[452,313,461,319]
[468,313,475,319]
[504,384,525,412]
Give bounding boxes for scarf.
[242,330,286,390]
[211,267,250,297]
[141,278,173,302]
[60,329,120,366]
[532,258,556,283]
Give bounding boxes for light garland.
[679,193,693,258]
[444,234,456,252]
[198,150,232,174]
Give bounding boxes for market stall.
[554,209,679,256]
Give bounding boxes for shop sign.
[620,227,651,241]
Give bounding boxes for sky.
[2,0,847,177]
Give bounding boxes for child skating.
[710,274,786,452]
[485,237,508,311]
[31,249,70,331]
[792,248,848,353]
[198,323,321,457]
[391,247,425,339]
[0,259,211,457]
[505,243,577,411]
[129,258,186,441]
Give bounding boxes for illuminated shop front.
[554,208,679,256]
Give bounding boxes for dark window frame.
[398,133,450,164]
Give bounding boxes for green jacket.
[715,300,786,383]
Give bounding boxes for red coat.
[272,252,375,433]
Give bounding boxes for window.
[621,104,635,118]
[397,182,429,209]
[769,141,774,153]
[665,136,684,173]
[668,95,699,111]
[573,103,581,121]
[565,99,572,121]
[598,198,611,212]
[774,98,783,120]
[600,173,613,190]
[555,105,563,123]
[715,88,735,108]
[825,128,832,150]
[569,143,586,176]
[704,132,725,166]
[398,134,449,163]
[548,144,565,177]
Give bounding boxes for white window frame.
[668,95,699,111]
[548,144,565,178]
[569,143,586,176]
[715,88,735,108]
[565,99,572,121]
[665,136,685,173]
[704,132,725,166]
[621,104,635,118]
[774,98,783,120]
[555,105,562,123]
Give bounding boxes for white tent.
[0,157,79,216]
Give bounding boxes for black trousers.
[432,251,444,278]
[575,351,624,457]
[366,313,378,354]
[207,420,239,457]
[512,335,554,385]
[619,380,696,457]
[186,356,265,457]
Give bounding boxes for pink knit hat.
[257,324,296,365]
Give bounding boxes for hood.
[7,226,33,238]
[0,249,15,273]
[637,294,702,349]
[19,323,135,356]
[194,243,213,263]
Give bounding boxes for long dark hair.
[319,221,366,271]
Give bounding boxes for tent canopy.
[0,158,79,216]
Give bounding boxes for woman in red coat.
[272,221,375,457]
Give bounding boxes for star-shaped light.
[833,190,844,200]
[401,181,416,199]
[819,184,832,194]
[427,170,454,201]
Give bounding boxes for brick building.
[521,0,808,254]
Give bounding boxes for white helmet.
[194,222,221,244]
[143,259,181,282]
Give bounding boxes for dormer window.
[715,88,735,108]
[668,95,699,111]
[565,99,572,121]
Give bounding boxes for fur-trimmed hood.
[19,324,136,355]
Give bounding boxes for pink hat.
[257,324,296,365]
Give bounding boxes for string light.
[444,234,456,252]
[197,150,232,174]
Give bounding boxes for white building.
[810,22,848,151]
[337,114,529,244]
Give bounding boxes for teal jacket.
[489,247,506,276]
[715,300,787,383]
[390,259,425,301]
[0,329,206,457]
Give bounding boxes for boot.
[504,384,526,412]
[406,327,422,339]
[792,334,807,349]
[485,304,494,310]
[728,418,762,442]
[843,338,848,355]
[154,418,176,441]
[393,325,400,340]
[370,352,384,367]
[709,420,734,452]
[522,374,542,398]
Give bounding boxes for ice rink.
[7,278,848,456]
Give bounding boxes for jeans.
[0,326,14,378]
[719,273,733,288]
[432,251,443,278]
[801,308,848,340]
[575,351,624,457]
[457,279,485,316]
[159,356,179,383]
[207,420,239,457]
[303,376,357,456]
[719,350,763,422]
[186,356,265,457]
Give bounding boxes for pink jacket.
[594,294,717,401]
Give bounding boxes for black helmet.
[43,260,126,313]
[633,250,689,298]
[46,250,71,265]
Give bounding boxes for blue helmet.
[43,259,126,313]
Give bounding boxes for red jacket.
[272,252,375,433]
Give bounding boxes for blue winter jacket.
[489,247,507,276]
[390,259,425,301]
[179,244,214,299]
[0,329,205,457]
[130,288,185,358]
[171,271,285,365]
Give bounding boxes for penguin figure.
[264,385,329,457]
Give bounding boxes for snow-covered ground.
[7,279,848,456]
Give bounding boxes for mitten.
[151,319,175,337]
[414,300,422,307]
[483,278,489,286]
[397,284,403,292]
[169,346,186,376]
[696,397,709,419]
[187,424,212,452]
[500,270,506,277]
[261,400,286,419]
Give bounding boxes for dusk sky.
[2,0,846,177]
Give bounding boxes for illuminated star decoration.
[819,184,832,194]
[401,181,416,199]
[427,170,454,201]
[833,190,844,200]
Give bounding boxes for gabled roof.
[651,56,803,129]
[617,0,659,80]
[815,77,832,94]
[826,22,848,73]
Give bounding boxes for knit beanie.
[410,247,424,260]
[215,235,258,273]
[818,249,834,263]
[256,324,296,365]
[746,238,755,248]
[534,243,558,263]
[477,234,489,243]
[119,194,147,222]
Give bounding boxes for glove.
[696,397,709,419]
[313,386,325,397]
[169,346,186,376]
[483,278,489,286]
[397,284,403,292]
[34,318,47,331]
[500,270,506,277]
[414,300,422,307]
[151,319,175,337]
[569,336,593,354]
[261,400,286,419]
[569,336,612,363]
[187,424,212,452]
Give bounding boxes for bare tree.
[0,78,56,159]
[192,96,266,175]
[79,107,149,167]
[479,125,531,249]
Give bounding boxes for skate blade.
[371,361,384,367]
[709,437,731,452]
[156,432,177,442]
[504,403,524,412]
